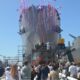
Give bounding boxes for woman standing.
[10,64,19,80]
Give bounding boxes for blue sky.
[0,0,80,57]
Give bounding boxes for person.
[48,63,59,80]
[5,66,11,80]
[35,63,42,80]
[31,66,37,80]
[18,66,22,80]
[41,63,50,80]
[48,62,53,71]
[21,60,31,80]
[69,62,78,78]
[0,63,5,77]
[10,64,19,80]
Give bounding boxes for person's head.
[23,60,28,66]
[71,62,76,66]
[6,66,10,71]
[10,64,18,78]
[53,63,59,70]
[49,62,52,66]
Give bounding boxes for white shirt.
[69,65,78,77]
[48,65,53,71]
[5,70,11,80]
[21,65,31,79]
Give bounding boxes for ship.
[69,34,80,63]
[19,5,61,62]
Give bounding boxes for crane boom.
[69,34,76,39]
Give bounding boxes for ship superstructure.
[19,5,61,61]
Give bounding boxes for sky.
[0,0,80,58]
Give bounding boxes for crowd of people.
[0,60,80,80]
[31,61,59,80]
[0,60,31,80]
[31,60,80,80]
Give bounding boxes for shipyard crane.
[69,34,76,39]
